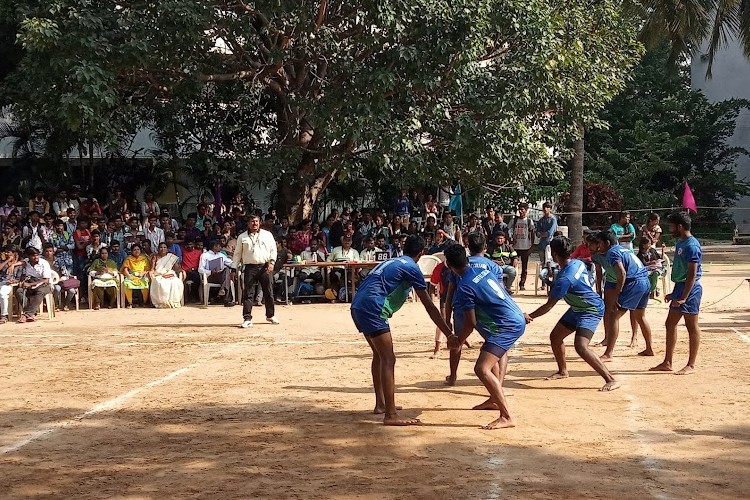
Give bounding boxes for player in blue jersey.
[526,236,620,391]
[443,233,505,386]
[651,213,703,375]
[444,244,527,429]
[351,235,453,426]
[593,231,653,362]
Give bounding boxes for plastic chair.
[417,255,441,280]
[37,270,58,320]
[200,272,235,306]
[431,252,446,263]
[661,254,672,297]
[88,271,121,309]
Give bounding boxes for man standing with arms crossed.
[233,215,279,328]
[509,203,535,291]
[651,213,702,375]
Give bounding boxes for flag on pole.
[682,181,697,213]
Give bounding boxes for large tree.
[2,0,641,221]
[632,0,750,77]
[585,47,749,218]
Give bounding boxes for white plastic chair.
[37,270,58,320]
[200,272,235,306]
[417,255,441,280]
[431,252,446,262]
[88,271,121,309]
[661,254,672,297]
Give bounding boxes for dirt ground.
[1,246,749,499]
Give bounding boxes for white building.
[691,37,750,223]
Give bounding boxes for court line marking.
[0,336,268,455]
[0,364,195,455]
[623,392,670,500]
[731,327,750,344]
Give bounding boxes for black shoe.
[224,301,236,307]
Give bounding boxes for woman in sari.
[89,247,119,309]
[121,244,151,307]
[149,242,183,308]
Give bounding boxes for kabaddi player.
[651,213,703,375]
[593,231,653,361]
[351,235,453,426]
[444,233,505,386]
[525,236,620,391]
[444,244,526,429]
[589,233,615,346]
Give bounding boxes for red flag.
[682,182,697,213]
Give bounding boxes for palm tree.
[633,0,750,77]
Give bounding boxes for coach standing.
[232,214,279,328]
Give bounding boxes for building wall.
[691,38,750,223]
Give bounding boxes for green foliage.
[630,0,750,78]
[1,0,641,215]
[585,47,750,221]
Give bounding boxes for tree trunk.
[568,124,585,243]
[276,156,337,224]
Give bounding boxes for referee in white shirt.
[232,215,279,327]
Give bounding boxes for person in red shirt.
[571,232,595,287]
[180,238,203,302]
[79,191,103,218]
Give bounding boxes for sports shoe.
[266,316,280,325]
[241,320,253,328]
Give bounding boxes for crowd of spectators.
[0,185,666,324]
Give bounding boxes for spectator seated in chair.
[0,245,23,324]
[298,236,327,286]
[42,242,78,311]
[120,243,151,308]
[89,247,120,309]
[180,238,203,302]
[487,232,518,291]
[636,237,665,297]
[199,239,235,305]
[149,242,184,308]
[15,247,53,323]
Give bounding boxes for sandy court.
[1,257,749,498]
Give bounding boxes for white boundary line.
[623,392,670,500]
[731,327,750,344]
[0,365,195,455]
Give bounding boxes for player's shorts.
[604,281,617,290]
[481,320,526,358]
[670,281,702,315]
[351,307,389,338]
[617,278,650,311]
[559,309,603,339]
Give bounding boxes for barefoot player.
[351,235,453,426]
[650,213,702,375]
[593,231,653,361]
[526,236,619,391]
[444,233,505,386]
[444,244,526,429]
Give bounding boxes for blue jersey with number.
[452,267,525,339]
[351,257,426,318]
[550,259,604,315]
[605,244,647,279]
[449,255,505,286]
